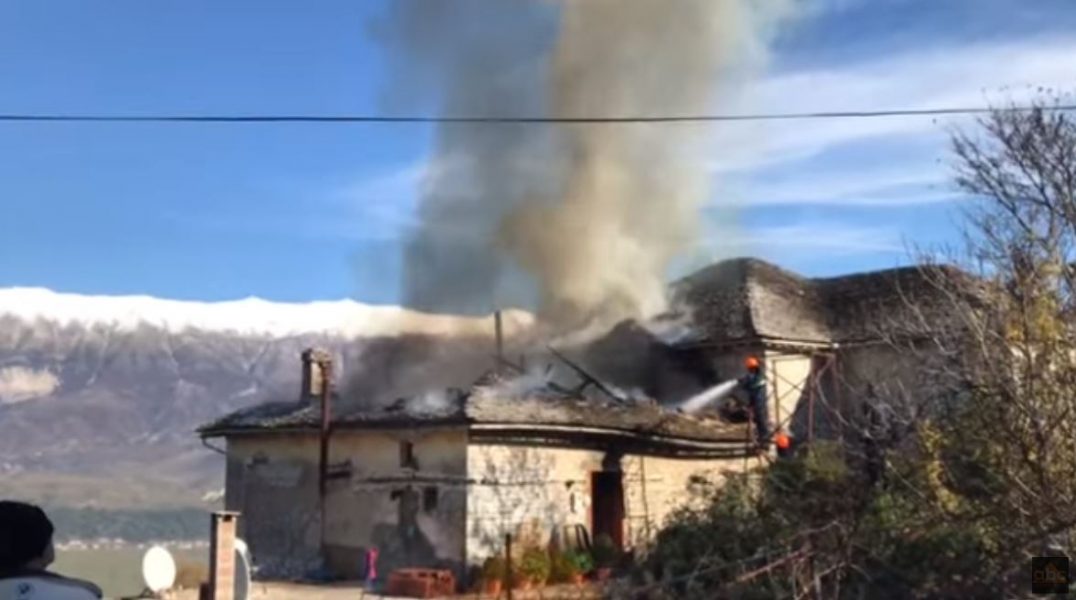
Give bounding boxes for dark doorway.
[591,471,625,549]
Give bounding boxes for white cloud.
[322,35,1076,251]
[734,223,903,254]
[687,222,903,268]
[715,36,1076,171]
[0,367,59,404]
[721,166,955,207]
[704,35,1076,208]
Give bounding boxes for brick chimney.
[301,348,332,403]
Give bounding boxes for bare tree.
[880,95,1076,589]
[632,97,1076,599]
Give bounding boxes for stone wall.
[464,444,602,564]
[464,443,755,567]
[226,430,756,583]
[620,454,752,549]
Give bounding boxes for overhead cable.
[0,103,1074,125]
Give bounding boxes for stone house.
[669,257,964,441]
[197,257,960,583]
[198,376,759,581]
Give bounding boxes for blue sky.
[1,0,1075,305]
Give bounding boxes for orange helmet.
[745,356,760,370]
[774,431,791,450]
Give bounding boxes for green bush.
[566,550,594,574]
[550,548,595,582]
[549,550,575,583]
[519,547,551,583]
[637,441,1016,599]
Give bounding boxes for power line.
[0,103,1074,125]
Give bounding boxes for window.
[423,486,439,512]
[399,441,417,469]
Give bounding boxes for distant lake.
[54,547,206,599]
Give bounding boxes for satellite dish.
[141,546,177,594]
[234,538,251,600]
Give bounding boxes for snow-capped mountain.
[0,288,527,507]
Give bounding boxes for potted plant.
[480,556,505,595]
[591,534,619,582]
[566,550,593,585]
[548,549,574,585]
[510,569,532,591]
[519,547,552,588]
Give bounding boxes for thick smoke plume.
[379,0,792,332]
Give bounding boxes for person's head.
[744,356,761,372]
[0,501,56,571]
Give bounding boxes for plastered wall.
[224,427,469,579]
[322,427,468,578]
[225,435,322,579]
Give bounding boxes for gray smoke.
[378,0,792,331]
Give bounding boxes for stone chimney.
[301,348,332,403]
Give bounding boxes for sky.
[1,0,1075,306]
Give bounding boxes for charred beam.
[547,345,627,403]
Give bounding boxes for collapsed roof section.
[200,257,976,455]
[198,372,752,457]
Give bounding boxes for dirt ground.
[166,581,605,600]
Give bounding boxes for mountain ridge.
[0,286,532,338]
[0,287,524,509]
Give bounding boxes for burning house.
[197,257,960,584]
[198,372,757,581]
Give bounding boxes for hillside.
[0,288,525,510]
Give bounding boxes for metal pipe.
[319,358,333,497]
[201,438,226,456]
[494,310,504,374]
[505,534,514,600]
[317,356,333,559]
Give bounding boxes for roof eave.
[469,422,748,446]
[197,418,746,449]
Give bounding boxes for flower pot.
[570,573,585,586]
[514,578,533,591]
[482,579,503,595]
[593,567,613,582]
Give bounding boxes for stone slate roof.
[199,384,748,445]
[674,257,974,344]
[199,258,975,442]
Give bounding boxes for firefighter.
[739,356,769,449]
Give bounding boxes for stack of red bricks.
[385,568,457,598]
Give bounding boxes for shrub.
[519,547,551,583]
[549,549,575,583]
[566,550,594,574]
